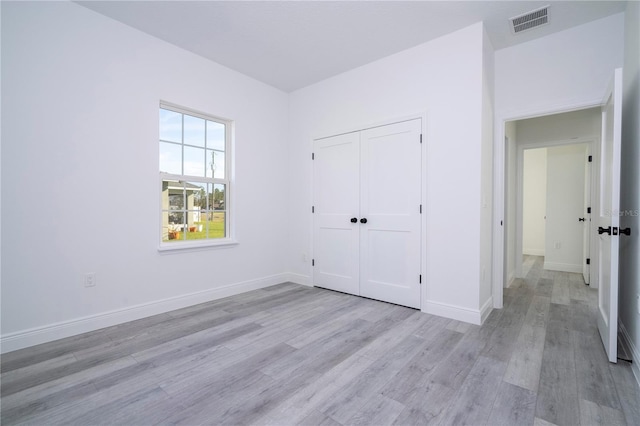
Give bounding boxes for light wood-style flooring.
[2,256,639,425]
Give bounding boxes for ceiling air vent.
[510,5,550,34]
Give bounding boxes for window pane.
[213,183,225,211]
[183,146,205,177]
[187,181,207,211]
[160,109,182,143]
[208,211,226,239]
[163,180,185,210]
[207,120,225,151]
[160,142,182,175]
[206,150,225,179]
[184,115,205,147]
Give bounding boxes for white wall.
[522,148,547,256]
[1,2,290,351]
[288,23,489,323]
[495,13,625,118]
[619,0,640,384]
[516,108,602,143]
[479,27,495,310]
[544,145,587,273]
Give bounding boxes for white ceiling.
[77,1,627,92]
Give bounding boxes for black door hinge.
[312,153,315,160]
[420,204,422,214]
[312,206,315,213]
[587,207,591,214]
[586,258,591,265]
[588,155,593,162]
[420,134,423,144]
[312,259,315,266]
[419,274,422,284]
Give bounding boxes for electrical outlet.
[84,273,96,287]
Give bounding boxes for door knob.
[360,218,368,224]
[578,218,586,222]
[620,227,631,235]
[350,217,358,223]
[598,226,612,235]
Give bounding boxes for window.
[159,103,232,248]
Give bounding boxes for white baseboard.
[543,261,582,274]
[423,300,484,325]
[480,297,494,324]
[0,273,290,354]
[286,273,312,287]
[619,319,640,388]
[523,248,545,256]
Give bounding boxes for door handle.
[360,218,368,224]
[620,227,631,235]
[350,217,358,223]
[578,218,586,222]
[598,226,612,235]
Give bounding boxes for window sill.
[158,239,238,254]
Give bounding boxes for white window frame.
[158,101,236,251]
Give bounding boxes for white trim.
[422,300,484,325]
[286,273,312,287]
[0,274,289,354]
[158,239,238,253]
[480,297,494,324]
[542,261,583,274]
[619,319,640,387]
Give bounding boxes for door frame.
[515,138,596,281]
[492,99,602,308]
[310,112,427,309]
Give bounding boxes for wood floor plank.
[317,334,426,424]
[486,381,537,426]
[503,323,546,392]
[263,354,377,425]
[572,330,622,410]
[437,355,507,426]
[535,324,580,425]
[393,380,456,425]
[523,295,551,328]
[551,273,571,305]
[380,328,463,403]
[579,398,626,426]
[427,326,492,390]
[344,394,404,426]
[535,278,554,298]
[609,361,640,426]
[481,309,526,363]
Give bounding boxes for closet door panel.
[360,119,422,308]
[312,132,361,295]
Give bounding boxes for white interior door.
[597,68,622,363]
[359,120,422,308]
[313,132,360,295]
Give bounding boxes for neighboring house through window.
[159,103,231,248]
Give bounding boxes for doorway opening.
[503,107,601,290]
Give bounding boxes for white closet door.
[312,132,361,295]
[359,119,422,308]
